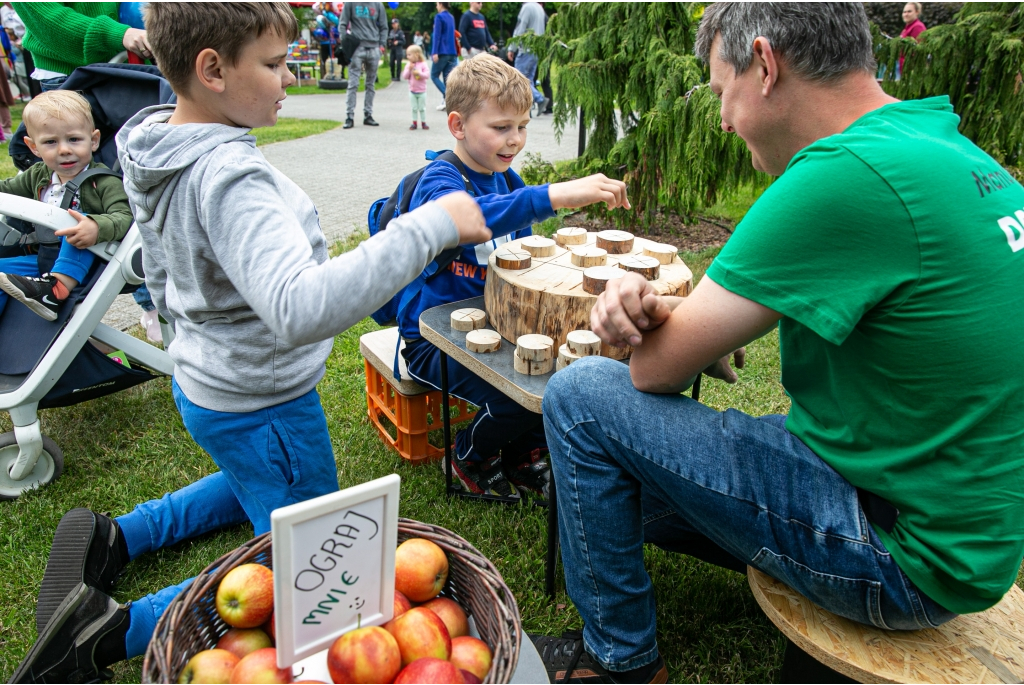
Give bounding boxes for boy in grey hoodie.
[11,4,489,682]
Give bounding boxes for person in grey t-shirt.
[507,1,547,111]
[340,1,387,128]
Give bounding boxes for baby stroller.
[0,63,175,499]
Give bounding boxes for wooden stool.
[748,566,1024,683]
[360,328,476,465]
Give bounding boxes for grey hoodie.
[116,105,458,412]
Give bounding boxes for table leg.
[441,351,453,497]
[546,469,558,599]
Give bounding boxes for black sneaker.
[363,115,379,126]
[445,455,520,501]
[530,632,668,684]
[343,118,354,129]
[503,447,551,500]
[0,272,62,321]
[10,583,129,684]
[36,509,129,636]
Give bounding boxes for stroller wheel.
[0,432,64,500]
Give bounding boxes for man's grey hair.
[695,3,876,82]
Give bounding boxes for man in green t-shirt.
[540,3,1024,683]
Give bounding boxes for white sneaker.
[140,310,162,344]
[436,100,446,111]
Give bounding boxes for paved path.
[103,79,579,331]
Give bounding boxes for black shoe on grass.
[10,583,129,684]
[503,447,551,501]
[36,509,128,636]
[530,632,668,684]
[445,454,520,501]
[0,273,62,321]
[343,118,354,129]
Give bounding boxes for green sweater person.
[12,2,152,81]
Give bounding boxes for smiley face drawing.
[349,596,366,611]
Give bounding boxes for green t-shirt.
[706,96,1024,614]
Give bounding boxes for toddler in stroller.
[0,90,133,321]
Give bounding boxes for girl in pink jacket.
[403,45,431,130]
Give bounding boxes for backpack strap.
[59,167,122,211]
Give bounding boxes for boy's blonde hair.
[22,90,95,135]
[406,44,424,62]
[145,2,298,95]
[444,54,533,118]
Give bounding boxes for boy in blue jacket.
[400,54,630,500]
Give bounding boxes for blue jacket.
[432,10,456,56]
[398,160,554,340]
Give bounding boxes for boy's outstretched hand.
[549,174,631,212]
[55,210,100,248]
[436,191,492,245]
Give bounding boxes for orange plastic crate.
[364,359,477,464]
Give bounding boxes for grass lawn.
[0,225,795,682]
[286,61,392,96]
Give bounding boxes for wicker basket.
[142,519,522,684]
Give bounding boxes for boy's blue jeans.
[117,378,340,658]
[0,239,94,315]
[542,357,956,673]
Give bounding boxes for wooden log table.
[419,296,701,599]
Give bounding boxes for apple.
[459,669,481,684]
[393,657,463,684]
[420,597,468,638]
[394,590,413,618]
[216,563,274,628]
[395,538,449,602]
[216,627,273,659]
[230,647,292,684]
[326,626,401,684]
[262,610,276,643]
[177,648,239,684]
[385,606,452,665]
[450,636,492,681]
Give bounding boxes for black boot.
[363,115,379,126]
[343,118,354,129]
[36,509,128,635]
[11,583,130,684]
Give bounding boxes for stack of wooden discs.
[557,330,602,370]
[514,334,554,375]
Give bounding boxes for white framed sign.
[271,474,400,667]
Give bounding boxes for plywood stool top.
[359,327,429,396]
[747,566,1024,684]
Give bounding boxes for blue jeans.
[513,52,545,104]
[402,337,545,462]
[542,357,956,673]
[431,54,457,97]
[0,239,94,315]
[117,379,340,658]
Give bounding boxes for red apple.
[177,648,238,684]
[450,636,492,681]
[420,597,469,638]
[385,606,452,665]
[394,590,413,618]
[326,626,402,684]
[393,657,463,684]
[230,647,292,684]
[459,669,481,684]
[395,538,449,602]
[216,564,274,628]
[216,627,272,660]
[262,610,276,644]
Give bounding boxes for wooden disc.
[465,329,501,353]
[748,566,1024,684]
[557,343,580,367]
[570,246,607,268]
[582,266,627,295]
[521,235,557,258]
[450,308,487,331]
[566,330,601,357]
[494,249,532,270]
[516,333,554,362]
[595,229,635,254]
[514,349,554,375]
[555,227,588,247]
[642,243,677,265]
[618,254,661,281]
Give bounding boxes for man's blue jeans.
[116,379,340,658]
[513,52,545,104]
[431,54,457,97]
[542,357,956,673]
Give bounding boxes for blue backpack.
[367,150,512,327]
